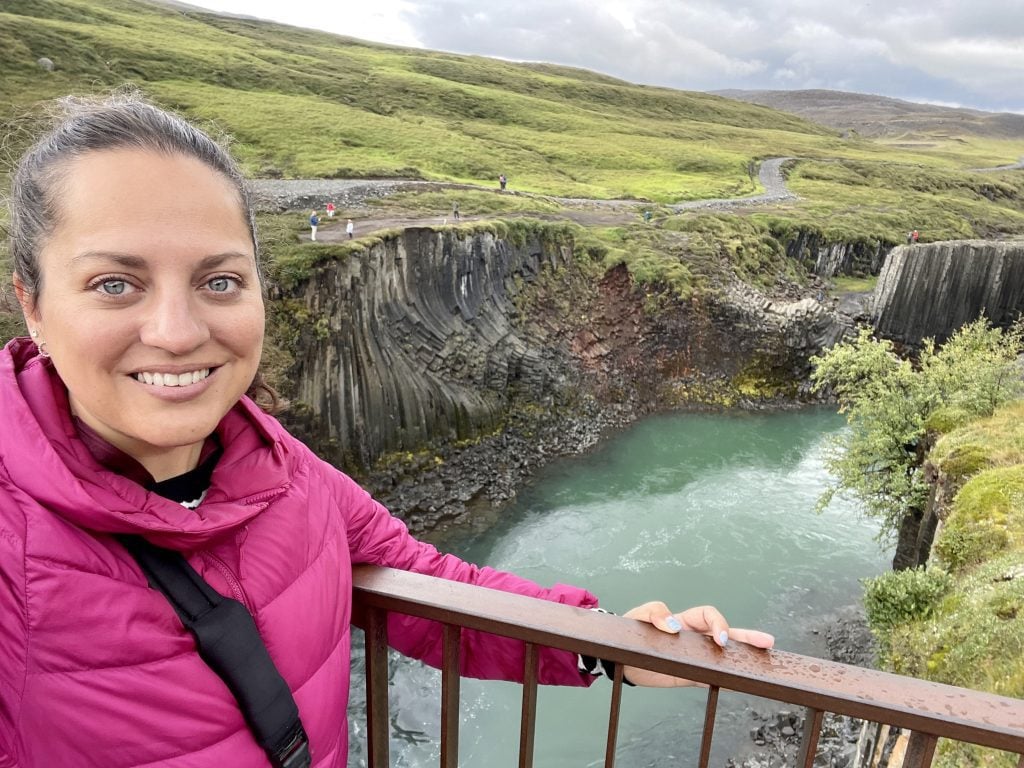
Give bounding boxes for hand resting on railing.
[621,601,776,687]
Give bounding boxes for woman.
[0,94,773,767]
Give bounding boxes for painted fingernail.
[718,631,729,646]
[666,616,682,631]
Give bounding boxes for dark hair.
[7,90,281,412]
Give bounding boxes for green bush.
[863,567,952,633]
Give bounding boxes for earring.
[30,329,38,338]
[37,342,50,358]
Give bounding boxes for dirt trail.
[249,157,800,242]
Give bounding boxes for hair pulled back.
[9,89,258,296]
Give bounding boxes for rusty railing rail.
[351,565,1024,768]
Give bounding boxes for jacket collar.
[0,337,296,549]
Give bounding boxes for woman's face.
[17,148,264,476]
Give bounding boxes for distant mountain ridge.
[713,89,1024,141]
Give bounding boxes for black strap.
[119,535,311,768]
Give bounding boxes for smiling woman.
[0,92,772,768]
[14,148,266,480]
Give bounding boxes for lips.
[134,368,211,387]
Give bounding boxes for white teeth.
[135,368,210,387]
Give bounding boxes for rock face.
[786,230,891,278]
[284,227,578,469]
[872,240,1024,346]
[276,225,852,479]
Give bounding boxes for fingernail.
[666,616,682,632]
[718,631,729,646]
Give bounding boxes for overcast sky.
[179,0,1024,114]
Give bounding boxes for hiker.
[499,172,507,191]
[309,210,319,241]
[326,201,335,218]
[346,218,354,239]
[643,210,653,224]
[453,200,460,220]
[0,93,774,767]
[911,229,919,243]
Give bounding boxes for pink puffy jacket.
[0,339,598,767]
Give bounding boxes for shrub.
[863,567,952,634]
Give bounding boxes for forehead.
[44,148,254,263]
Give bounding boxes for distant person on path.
[911,229,919,243]
[309,210,319,241]
[326,202,335,218]
[499,173,507,191]
[907,231,913,244]
[453,201,460,221]
[346,218,354,239]
[643,210,652,224]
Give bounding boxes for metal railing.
[351,565,1024,768]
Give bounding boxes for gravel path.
[247,157,799,215]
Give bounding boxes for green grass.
[3,0,1023,237]
[874,400,1024,767]
[831,275,878,293]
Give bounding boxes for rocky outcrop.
[275,225,851,483]
[871,240,1024,346]
[281,226,579,469]
[785,230,891,278]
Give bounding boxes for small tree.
[811,320,1024,546]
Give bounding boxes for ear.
[12,273,41,326]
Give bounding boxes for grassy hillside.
[2,0,1023,210]
[865,401,1024,767]
[2,0,1024,317]
[715,88,1024,142]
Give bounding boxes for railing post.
[440,624,462,768]
[697,686,720,768]
[518,643,539,768]
[364,606,390,768]
[796,707,824,768]
[902,731,938,768]
[603,663,625,767]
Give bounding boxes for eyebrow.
[71,251,254,270]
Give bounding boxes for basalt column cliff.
[277,224,846,478]
[284,227,580,468]
[872,240,1024,346]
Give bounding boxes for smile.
[134,368,211,387]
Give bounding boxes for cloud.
[186,0,1024,112]
[396,0,1024,112]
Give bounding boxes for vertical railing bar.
[697,685,720,768]
[364,606,390,768]
[603,663,625,768]
[518,643,540,768]
[796,707,824,768]
[902,731,938,768]
[440,624,462,768]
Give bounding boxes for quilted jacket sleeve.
[334,466,599,687]
[0,484,27,766]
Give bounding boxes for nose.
[138,290,211,354]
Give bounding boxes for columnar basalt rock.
[871,240,1024,346]
[278,227,856,477]
[784,230,891,278]
[287,228,578,468]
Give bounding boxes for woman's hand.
[621,601,775,688]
